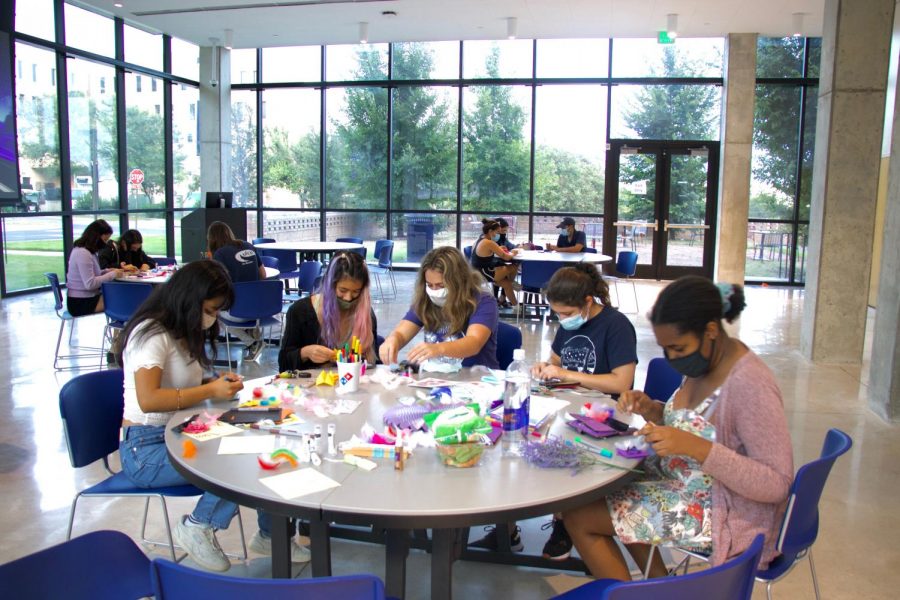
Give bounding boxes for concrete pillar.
[198,45,231,194]
[715,33,757,285]
[800,0,894,363]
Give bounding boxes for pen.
[268,429,305,438]
[237,407,282,412]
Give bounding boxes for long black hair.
[118,229,143,251]
[545,263,612,308]
[650,275,746,337]
[74,219,113,252]
[118,260,235,369]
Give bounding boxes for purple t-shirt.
[402,290,499,369]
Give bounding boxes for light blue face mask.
[491,234,500,242]
[558,227,568,235]
[559,308,588,330]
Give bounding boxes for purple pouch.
[566,413,621,438]
[616,447,651,459]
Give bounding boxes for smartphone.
[605,417,631,432]
[170,414,200,433]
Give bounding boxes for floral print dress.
[606,390,718,553]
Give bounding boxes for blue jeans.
[120,425,238,530]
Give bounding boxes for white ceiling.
[70,0,826,49]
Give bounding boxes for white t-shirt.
[123,320,203,427]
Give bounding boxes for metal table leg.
[309,518,332,577]
[385,528,411,599]
[431,528,463,600]
[269,514,292,578]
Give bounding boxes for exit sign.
[658,31,676,44]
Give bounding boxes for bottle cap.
[513,348,526,361]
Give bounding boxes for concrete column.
[800,0,894,363]
[198,45,231,194]
[715,33,757,285]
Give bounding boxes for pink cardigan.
[701,350,793,568]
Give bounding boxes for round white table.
[513,250,612,263]
[166,369,638,599]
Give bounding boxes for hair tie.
[716,282,734,315]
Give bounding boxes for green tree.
[533,146,604,212]
[17,94,60,176]
[231,100,257,207]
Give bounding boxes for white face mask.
[202,312,217,330]
[425,286,449,307]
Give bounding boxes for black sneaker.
[541,519,573,560]
[468,526,524,552]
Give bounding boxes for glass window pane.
[392,42,460,79]
[16,0,55,41]
[536,39,609,78]
[610,84,721,140]
[326,44,388,81]
[124,25,162,71]
[326,87,387,209]
[262,88,321,208]
[534,85,606,214]
[230,49,257,84]
[72,213,120,240]
[68,58,118,211]
[745,222,793,282]
[390,213,456,263]
[462,85,530,212]
[231,90,258,208]
[756,37,804,78]
[15,43,61,212]
[64,4,114,58]
[392,86,458,211]
[125,72,165,210]
[262,46,321,83]
[751,85,800,219]
[1,216,65,292]
[326,211,387,256]
[463,41,532,79]
[171,38,199,80]
[806,38,821,78]
[173,83,199,210]
[795,224,809,283]
[798,86,817,221]
[460,213,530,251]
[128,211,166,255]
[262,210,321,241]
[612,39,723,78]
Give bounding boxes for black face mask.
[498,233,507,244]
[665,337,715,378]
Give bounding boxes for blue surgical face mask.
[558,227,568,235]
[559,307,588,330]
[491,234,500,242]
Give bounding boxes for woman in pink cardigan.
[563,275,793,579]
[66,219,123,316]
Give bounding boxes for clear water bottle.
[502,348,531,455]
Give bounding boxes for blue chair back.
[643,357,682,402]
[59,370,125,468]
[152,257,177,266]
[496,322,523,369]
[101,282,153,323]
[0,530,152,600]
[260,255,280,270]
[463,245,473,260]
[582,247,598,254]
[298,260,323,294]
[520,260,567,291]
[44,272,65,312]
[553,535,763,600]
[336,237,363,244]
[151,558,386,599]
[261,248,299,273]
[616,251,638,277]
[253,237,276,245]
[375,240,394,268]
[228,280,284,321]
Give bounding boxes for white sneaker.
[173,516,231,572]
[250,531,311,563]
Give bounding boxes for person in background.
[99,229,156,272]
[379,246,499,369]
[547,217,586,253]
[470,218,520,310]
[207,221,267,359]
[563,276,793,580]
[279,251,378,372]
[494,217,517,251]
[66,219,123,316]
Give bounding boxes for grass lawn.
[5,240,62,252]
[4,254,66,291]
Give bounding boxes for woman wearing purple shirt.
[379,246,498,369]
[66,219,124,316]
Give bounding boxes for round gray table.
[255,241,364,254]
[166,369,637,599]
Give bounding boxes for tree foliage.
[231,100,258,207]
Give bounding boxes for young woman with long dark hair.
[66,219,123,316]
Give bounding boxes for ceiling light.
[506,17,518,40]
[359,21,369,44]
[113,2,123,7]
[667,14,678,39]
[224,29,233,50]
[792,13,804,37]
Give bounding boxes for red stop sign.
[129,169,144,186]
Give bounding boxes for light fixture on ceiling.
[506,17,518,40]
[224,29,234,50]
[792,13,804,37]
[209,37,219,88]
[359,21,369,44]
[667,14,678,39]
[113,2,123,7]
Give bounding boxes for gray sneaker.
[250,531,311,563]
[173,516,231,572]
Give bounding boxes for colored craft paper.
[259,468,341,500]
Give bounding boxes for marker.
[573,435,615,458]
[268,428,304,438]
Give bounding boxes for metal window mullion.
[255,48,264,238]
[385,43,393,242]
[163,34,174,257]
[114,17,127,232]
[455,41,463,248]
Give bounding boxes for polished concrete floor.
[0,273,896,599]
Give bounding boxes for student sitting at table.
[98,229,157,272]
[279,251,378,371]
[494,217,517,251]
[470,218,520,310]
[380,246,499,369]
[562,276,793,580]
[546,216,586,253]
[66,219,124,316]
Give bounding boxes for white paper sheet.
[259,468,342,500]
[217,435,276,455]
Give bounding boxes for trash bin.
[405,214,434,262]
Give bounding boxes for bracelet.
[175,388,182,410]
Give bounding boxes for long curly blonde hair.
[412,246,486,335]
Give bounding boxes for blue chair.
[260,248,302,293]
[582,247,598,254]
[219,280,284,365]
[151,558,387,599]
[253,237,276,245]
[260,255,280,271]
[152,257,177,266]
[604,251,639,312]
[298,260,323,296]
[99,281,153,367]
[643,357,682,402]
[0,530,153,600]
[337,237,367,259]
[463,245,473,261]
[45,272,104,370]
[552,534,763,600]
[496,321,523,369]
[518,260,568,322]
[368,240,396,301]
[59,370,247,561]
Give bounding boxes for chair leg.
[54,320,66,371]
[235,509,249,560]
[643,544,657,579]
[66,494,81,540]
[629,278,639,313]
[808,548,821,600]
[766,581,774,600]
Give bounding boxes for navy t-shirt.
[556,230,587,250]
[213,241,260,282]
[551,306,637,395]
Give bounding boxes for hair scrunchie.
[716,282,734,315]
